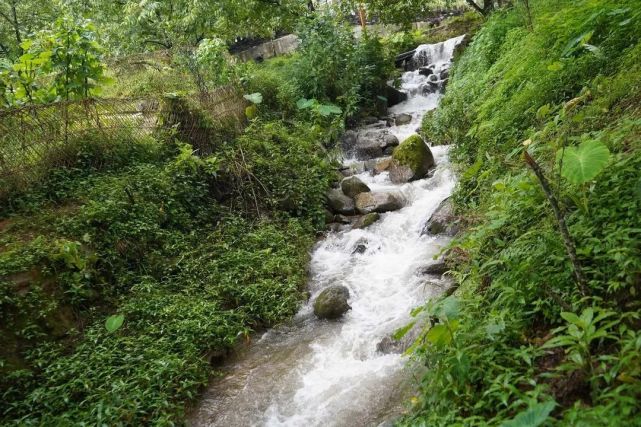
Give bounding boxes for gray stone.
[355,191,403,214]
[394,113,413,126]
[421,198,458,236]
[340,130,358,152]
[418,67,433,77]
[326,189,355,215]
[377,321,423,355]
[353,130,399,160]
[341,176,371,198]
[385,85,408,107]
[388,162,415,184]
[313,286,351,319]
[373,157,392,174]
[353,213,381,229]
[421,261,448,276]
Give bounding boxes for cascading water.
[189,35,464,427]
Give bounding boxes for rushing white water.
[189,35,464,427]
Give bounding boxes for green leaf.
[296,98,315,110]
[243,92,263,104]
[436,296,460,320]
[557,140,610,185]
[393,321,416,340]
[426,324,452,347]
[105,314,125,333]
[560,312,581,326]
[501,401,556,427]
[485,320,505,339]
[317,104,342,117]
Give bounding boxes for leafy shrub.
[407,0,641,425]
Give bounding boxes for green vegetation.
[0,115,335,423]
[0,2,398,422]
[3,0,641,424]
[406,0,641,425]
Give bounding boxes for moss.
[392,134,428,172]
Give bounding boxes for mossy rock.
[389,134,435,184]
[313,286,351,319]
[353,213,381,229]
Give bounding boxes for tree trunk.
[523,151,590,296]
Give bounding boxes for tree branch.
[524,150,590,296]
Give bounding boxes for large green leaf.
[317,103,342,117]
[501,401,556,427]
[105,314,125,333]
[296,98,315,110]
[426,324,452,347]
[557,140,610,185]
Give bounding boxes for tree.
[0,0,57,58]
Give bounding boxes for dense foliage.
[0,112,335,423]
[0,1,403,420]
[405,0,641,425]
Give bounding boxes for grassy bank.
[0,13,398,423]
[404,0,641,425]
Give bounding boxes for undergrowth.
[406,0,641,425]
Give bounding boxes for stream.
[189,35,465,427]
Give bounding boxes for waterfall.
[190,35,463,427]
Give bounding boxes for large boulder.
[388,134,435,184]
[355,191,403,214]
[421,198,458,236]
[341,176,370,198]
[326,189,355,215]
[313,286,351,319]
[354,130,400,160]
[385,85,408,107]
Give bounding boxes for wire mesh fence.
[0,86,248,197]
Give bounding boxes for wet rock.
[421,198,458,236]
[360,116,379,126]
[374,157,393,174]
[377,322,423,355]
[340,130,358,152]
[355,191,403,214]
[421,260,448,276]
[327,223,344,233]
[388,134,435,184]
[324,209,335,224]
[418,66,433,77]
[353,213,381,229]
[313,286,351,319]
[352,243,368,254]
[326,189,355,215]
[341,176,371,198]
[385,85,408,107]
[340,161,367,177]
[440,69,449,80]
[354,130,400,160]
[334,214,352,224]
[394,113,413,126]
